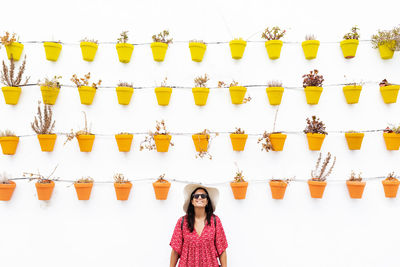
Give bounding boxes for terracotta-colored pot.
[346,181,366,199]
[269,180,288,199]
[383,132,400,150]
[152,181,171,200]
[382,179,400,198]
[270,133,287,151]
[307,180,327,198]
[35,181,55,200]
[0,136,19,155]
[74,182,93,200]
[0,181,16,201]
[114,182,132,200]
[230,182,248,199]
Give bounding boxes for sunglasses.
[193,193,208,199]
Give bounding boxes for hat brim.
[183,184,219,213]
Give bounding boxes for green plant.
[139,120,174,151]
[152,30,173,44]
[194,74,209,88]
[261,27,286,40]
[38,76,62,88]
[81,37,98,44]
[310,152,336,181]
[371,26,400,50]
[0,32,19,46]
[114,173,129,183]
[117,31,129,43]
[348,171,362,182]
[304,116,327,135]
[64,111,93,145]
[31,101,56,135]
[343,26,360,40]
[70,72,102,89]
[0,130,16,137]
[303,69,324,87]
[1,56,29,87]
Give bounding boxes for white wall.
[1,0,400,266]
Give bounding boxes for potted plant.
[229,38,247,59]
[151,30,173,62]
[230,127,248,151]
[218,80,251,105]
[302,34,320,60]
[258,108,287,151]
[346,171,365,199]
[308,152,336,198]
[342,80,363,104]
[140,120,174,152]
[31,101,57,152]
[155,77,172,106]
[74,177,94,200]
[114,173,132,200]
[152,174,171,200]
[192,74,210,106]
[383,125,400,150]
[80,37,98,61]
[71,72,102,105]
[43,40,62,62]
[379,79,400,104]
[269,177,294,200]
[0,130,19,155]
[116,31,134,63]
[261,26,286,59]
[382,172,400,198]
[266,80,284,105]
[371,26,400,59]
[24,168,58,201]
[189,39,206,62]
[302,69,324,105]
[116,81,134,105]
[1,56,29,105]
[115,132,133,152]
[64,111,95,152]
[340,26,360,59]
[230,165,248,199]
[0,172,16,201]
[192,129,218,159]
[345,130,364,150]
[1,32,24,61]
[38,76,62,105]
[304,116,327,151]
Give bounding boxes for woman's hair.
[186,187,214,232]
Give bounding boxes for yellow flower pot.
[154,134,172,152]
[5,42,24,61]
[40,86,60,105]
[76,135,95,152]
[229,86,247,104]
[340,39,359,59]
[230,134,248,151]
[189,42,206,62]
[43,42,62,61]
[116,43,134,63]
[343,85,362,104]
[304,86,323,105]
[37,134,57,152]
[2,86,21,105]
[229,39,247,59]
[380,85,400,104]
[150,42,168,62]
[270,133,287,151]
[78,86,96,105]
[116,87,134,105]
[0,136,19,155]
[192,87,209,106]
[192,134,210,152]
[378,43,394,59]
[306,133,325,151]
[302,40,320,60]
[80,42,98,62]
[266,87,284,105]
[155,87,172,106]
[115,134,133,152]
[265,40,283,60]
[383,132,400,150]
[345,133,364,150]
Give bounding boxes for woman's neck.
[194,207,206,219]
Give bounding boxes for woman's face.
[191,188,208,208]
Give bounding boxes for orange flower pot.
[383,132,400,150]
[0,181,16,201]
[382,179,400,198]
[230,181,248,199]
[76,134,95,152]
[270,133,287,151]
[230,134,248,151]
[0,136,19,155]
[37,134,57,152]
[74,183,93,200]
[308,180,327,198]
[269,180,288,199]
[35,181,55,200]
[152,181,171,200]
[306,133,325,151]
[114,182,132,200]
[154,135,172,152]
[345,133,364,150]
[192,134,210,152]
[115,134,133,152]
[346,181,366,199]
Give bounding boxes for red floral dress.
[170,215,228,267]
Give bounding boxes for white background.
[1,0,400,266]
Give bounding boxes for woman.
[169,184,228,267]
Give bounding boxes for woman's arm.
[219,250,227,267]
[170,249,179,267]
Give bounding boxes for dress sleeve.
[215,216,228,256]
[169,217,183,256]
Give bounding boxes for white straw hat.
[183,184,219,213]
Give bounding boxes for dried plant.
[114,173,130,183]
[302,69,324,88]
[379,79,392,87]
[190,39,205,44]
[310,152,336,181]
[1,56,30,87]
[38,76,61,88]
[194,129,218,160]
[384,124,400,134]
[343,26,360,40]
[305,34,316,41]
[160,77,169,87]
[257,131,273,152]
[81,37,98,44]
[0,130,16,137]
[194,74,209,88]
[71,72,102,89]
[117,81,133,88]
[346,130,360,133]
[384,172,398,181]
[261,27,286,40]
[232,163,246,182]
[23,166,59,184]
[218,80,251,103]
[371,26,400,50]
[31,101,56,135]
[271,176,296,183]
[348,171,362,182]
[0,32,18,46]
[304,116,327,135]
[117,31,129,43]
[232,127,245,134]
[267,80,283,87]
[64,111,93,145]
[117,131,132,135]
[0,172,11,184]
[156,173,168,183]
[75,177,94,183]
[152,30,173,44]
[140,120,174,151]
